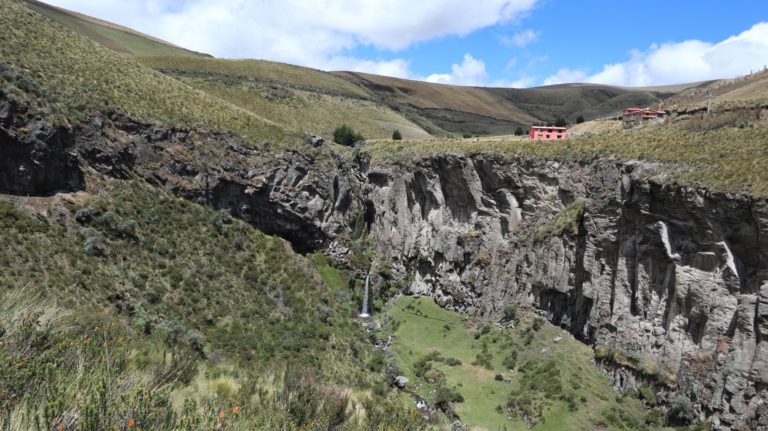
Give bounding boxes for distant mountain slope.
[23,0,210,57]
[335,71,690,136]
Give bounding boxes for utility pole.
[707,92,712,116]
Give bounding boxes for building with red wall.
[622,108,667,127]
[529,126,567,141]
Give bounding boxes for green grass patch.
[382,296,656,430]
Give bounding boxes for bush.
[333,124,363,146]
[502,304,517,322]
[445,357,462,366]
[554,118,567,127]
[637,385,657,406]
[502,351,518,370]
[392,129,402,140]
[494,374,504,381]
[436,386,464,408]
[576,115,585,124]
[514,126,524,136]
[532,318,544,331]
[667,394,697,425]
[462,133,472,139]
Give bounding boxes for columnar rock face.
[356,154,768,430]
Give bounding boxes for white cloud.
[542,68,588,85]
[543,22,768,86]
[426,54,488,86]
[43,0,538,78]
[502,29,539,47]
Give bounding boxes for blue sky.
[46,0,768,87]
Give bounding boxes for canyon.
[2,99,767,429]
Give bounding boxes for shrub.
[502,351,518,370]
[532,318,544,331]
[502,304,517,322]
[462,133,472,139]
[333,124,363,146]
[637,385,657,406]
[667,394,697,425]
[514,126,524,136]
[554,118,567,127]
[576,115,585,124]
[445,357,462,366]
[494,374,504,381]
[436,386,464,409]
[392,129,403,140]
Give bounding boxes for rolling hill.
[335,71,690,136]
[20,0,709,140]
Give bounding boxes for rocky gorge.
[2,98,767,429]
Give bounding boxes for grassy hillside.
[335,71,682,136]
[23,0,208,57]
[137,56,430,139]
[666,69,768,111]
[379,297,659,430]
[0,179,428,430]
[0,0,296,146]
[365,111,768,196]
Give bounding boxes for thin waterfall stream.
[359,273,370,318]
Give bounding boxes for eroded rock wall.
[356,154,768,430]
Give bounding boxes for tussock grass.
[173,75,425,139]
[365,120,768,196]
[138,56,371,99]
[0,179,432,429]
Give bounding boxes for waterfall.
[359,273,370,318]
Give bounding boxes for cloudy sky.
[44,0,768,87]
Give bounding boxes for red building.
[529,126,567,141]
[622,108,667,126]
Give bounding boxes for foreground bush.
[333,124,364,146]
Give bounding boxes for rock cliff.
[2,100,766,428]
[356,154,768,430]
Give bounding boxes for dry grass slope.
[365,117,768,197]
[1,0,297,146]
[138,56,430,139]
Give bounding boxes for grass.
[23,0,208,57]
[364,117,768,197]
[0,179,432,429]
[0,0,297,147]
[170,75,426,139]
[534,200,586,242]
[380,296,656,430]
[138,56,372,99]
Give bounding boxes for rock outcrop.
[0,99,83,195]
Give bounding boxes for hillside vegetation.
[379,297,659,430]
[137,56,430,139]
[22,0,208,57]
[0,0,296,146]
[0,179,427,430]
[365,111,768,196]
